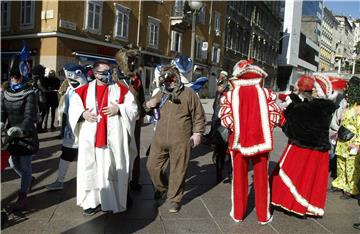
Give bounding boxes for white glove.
[103,101,120,117]
[7,126,23,137]
[82,108,97,123]
[190,133,202,148]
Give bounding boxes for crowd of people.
[1,47,359,229]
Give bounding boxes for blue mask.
[97,70,112,84]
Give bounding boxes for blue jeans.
[8,155,33,193]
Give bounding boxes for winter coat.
[282,94,336,151]
[144,86,206,145]
[1,83,39,156]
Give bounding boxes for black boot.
[11,192,28,211]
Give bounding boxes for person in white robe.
[69,60,138,215]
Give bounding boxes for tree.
[356,41,360,55]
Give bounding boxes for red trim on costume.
[116,82,129,104]
[75,83,90,108]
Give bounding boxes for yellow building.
[319,7,338,72]
[1,0,226,97]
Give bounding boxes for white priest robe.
[69,80,138,213]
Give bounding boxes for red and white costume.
[69,80,138,213]
[270,75,336,217]
[219,60,283,224]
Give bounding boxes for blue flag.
[18,40,30,81]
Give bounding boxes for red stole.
[75,82,130,149]
[95,85,108,148]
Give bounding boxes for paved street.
[1,99,359,234]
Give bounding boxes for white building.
[334,16,355,72]
[276,0,321,91]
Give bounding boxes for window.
[195,38,207,60]
[214,12,221,35]
[20,0,35,29]
[196,39,202,60]
[148,17,160,48]
[196,5,205,24]
[171,31,182,53]
[85,0,102,33]
[1,1,10,30]
[114,4,129,40]
[212,45,221,64]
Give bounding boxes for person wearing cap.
[330,76,360,199]
[271,74,337,217]
[205,70,231,182]
[1,55,39,211]
[68,60,138,215]
[145,64,206,213]
[219,60,283,224]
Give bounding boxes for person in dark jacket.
[205,71,230,182]
[271,75,337,217]
[32,64,48,132]
[1,56,39,211]
[44,70,60,130]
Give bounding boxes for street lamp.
[188,0,203,81]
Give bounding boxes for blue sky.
[324,1,360,19]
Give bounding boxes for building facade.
[1,0,227,97]
[318,7,339,72]
[223,1,282,89]
[334,15,355,73]
[276,0,322,91]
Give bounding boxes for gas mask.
[96,69,113,84]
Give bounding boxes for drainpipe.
[137,0,142,49]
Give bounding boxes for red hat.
[296,75,315,92]
[328,76,347,91]
[314,75,333,98]
[232,59,267,80]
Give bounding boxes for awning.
[72,51,117,65]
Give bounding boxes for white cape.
[69,80,138,213]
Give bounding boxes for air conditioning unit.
[215,30,221,36]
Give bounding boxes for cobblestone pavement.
[1,99,359,233]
